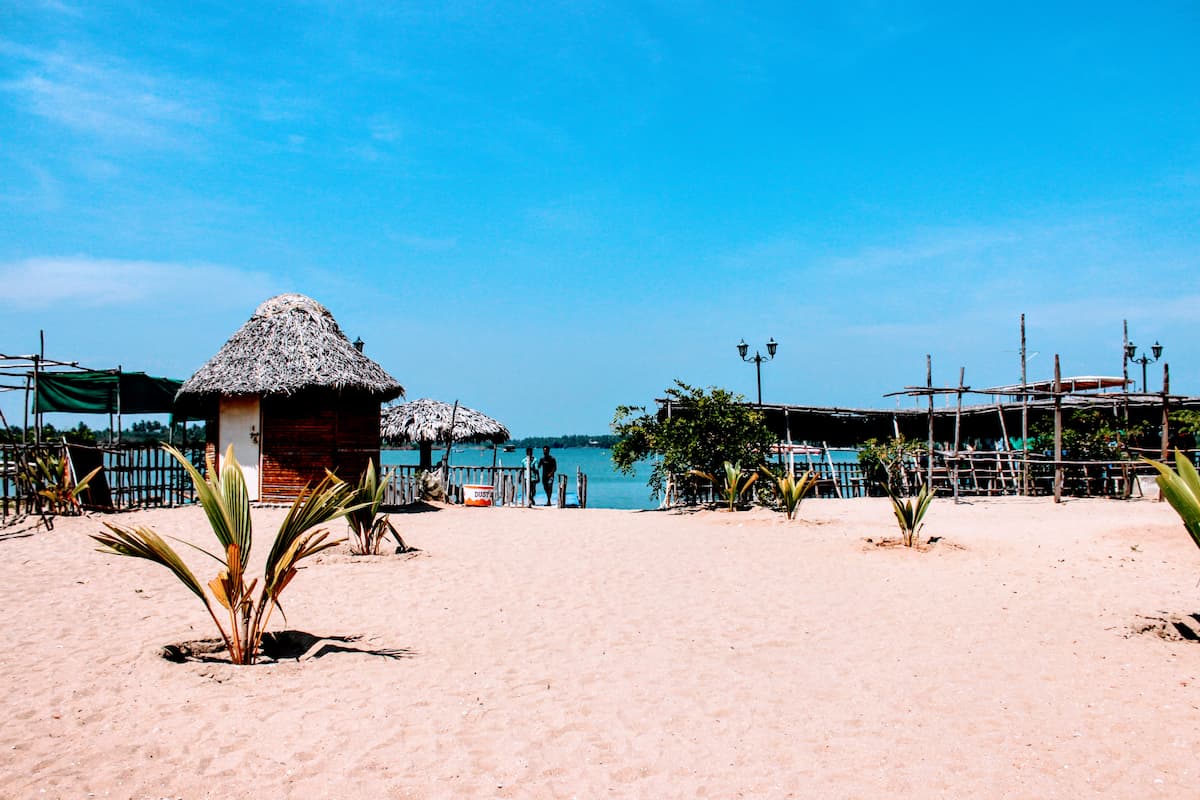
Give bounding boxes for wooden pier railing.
[382,465,588,508]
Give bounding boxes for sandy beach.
[1,497,1197,798]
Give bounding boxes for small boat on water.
[770,443,824,456]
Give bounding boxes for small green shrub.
[691,461,758,511]
[886,483,933,547]
[341,461,410,555]
[761,467,818,520]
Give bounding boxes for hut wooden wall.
[259,393,381,502]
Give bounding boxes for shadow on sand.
[159,630,416,664]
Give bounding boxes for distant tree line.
[504,434,619,449]
[4,420,207,446]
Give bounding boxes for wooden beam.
[1053,354,1063,504]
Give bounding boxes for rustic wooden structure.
[380,463,587,508]
[380,398,509,470]
[176,294,403,502]
[2,441,204,522]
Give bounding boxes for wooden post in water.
[1053,355,1063,503]
[557,473,567,508]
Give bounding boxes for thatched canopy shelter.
[177,293,402,403]
[178,293,404,501]
[381,398,509,469]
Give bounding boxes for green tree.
[1029,409,1146,460]
[611,381,777,500]
[857,435,925,496]
[1169,410,1200,449]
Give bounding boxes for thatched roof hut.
[177,293,402,402]
[381,399,509,470]
[178,293,403,502]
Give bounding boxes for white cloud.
[1,47,214,148]
[0,256,277,310]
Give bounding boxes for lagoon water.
[380,446,865,510]
[380,446,659,510]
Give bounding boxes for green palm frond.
[265,473,353,598]
[217,447,252,570]
[95,444,356,665]
[692,461,758,510]
[1143,452,1200,550]
[163,444,242,559]
[886,483,934,547]
[92,523,208,602]
[762,468,818,520]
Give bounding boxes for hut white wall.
[217,396,262,501]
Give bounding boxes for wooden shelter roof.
[177,293,403,404]
[380,398,509,445]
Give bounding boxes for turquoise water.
[380,447,658,510]
[380,446,864,510]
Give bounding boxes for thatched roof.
[177,293,403,402]
[381,398,510,445]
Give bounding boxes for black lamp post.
[1125,340,1162,392]
[737,337,778,405]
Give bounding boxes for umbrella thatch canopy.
[381,398,510,469]
[177,293,403,408]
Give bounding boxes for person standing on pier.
[523,447,539,507]
[538,446,557,507]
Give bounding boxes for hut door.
[218,396,261,501]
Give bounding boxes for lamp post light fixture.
[1124,340,1163,392]
[737,337,778,405]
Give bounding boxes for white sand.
[1,497,1197,798]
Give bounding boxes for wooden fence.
[665,449,1185,507]
[1,442,204,522]
[383,465,589,508]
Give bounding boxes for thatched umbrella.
[177,293,403,404]
[381,398,510,470]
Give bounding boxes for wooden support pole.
[824,441,842,498]
[1021,313,1029,496]
[953,367,964,503]
[1053,354,1063,503]
[996,404,1012,491]
[926,354,934,490]
[32,355,40,446]
[23,374,30,444]
[1122,319,1130,423]
[1161,362,1171,461]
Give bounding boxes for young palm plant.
[341,461,410,555]
[886,482,934,547]
[22,452,103,519]
[1143,451,1200,551]
[691,461,758,511]
[761,467,819,520]
[91,445,356,665]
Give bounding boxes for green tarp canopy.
[34,371,183,415]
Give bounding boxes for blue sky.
[1,2,1198,436]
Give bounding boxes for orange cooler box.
[463,484,494,507]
